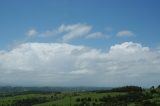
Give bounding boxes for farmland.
[0,86,160,106]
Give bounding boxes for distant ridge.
[0,86,112,93]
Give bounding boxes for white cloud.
[27,23,109,42]
[26,29,38,37]
[59,24,92,42]
[85,32,108,39]
[105,27,112,32]
[0,42,159,86]
[116,30,134,37]
[41,30,57,37]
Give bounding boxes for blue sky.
[0,0,160,49]
[0,0,160,87]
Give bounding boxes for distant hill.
[0,86,112,93]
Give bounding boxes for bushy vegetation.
[111,86,143,92]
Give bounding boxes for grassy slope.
[34,92,126,106]
[0,91,160,106]
[0,93,53,105]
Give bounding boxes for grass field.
[0,92,126,106]
[0,86,160,106]
[34,92,126,106]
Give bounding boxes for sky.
[0,0,160,87]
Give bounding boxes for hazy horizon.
[0,0,160,87]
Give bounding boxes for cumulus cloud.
[0,42,159,86]
[26,29,38,37]
[117,30,134,37]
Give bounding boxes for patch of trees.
[12,97,49,106]
[111,86,143,92]
[73,91,159,106]
[93,86,143,93]
[74,97,92,106]
[98,92,159,106]
[136,100,159,106]
[100,92,151,102]
[0,91,52,98]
